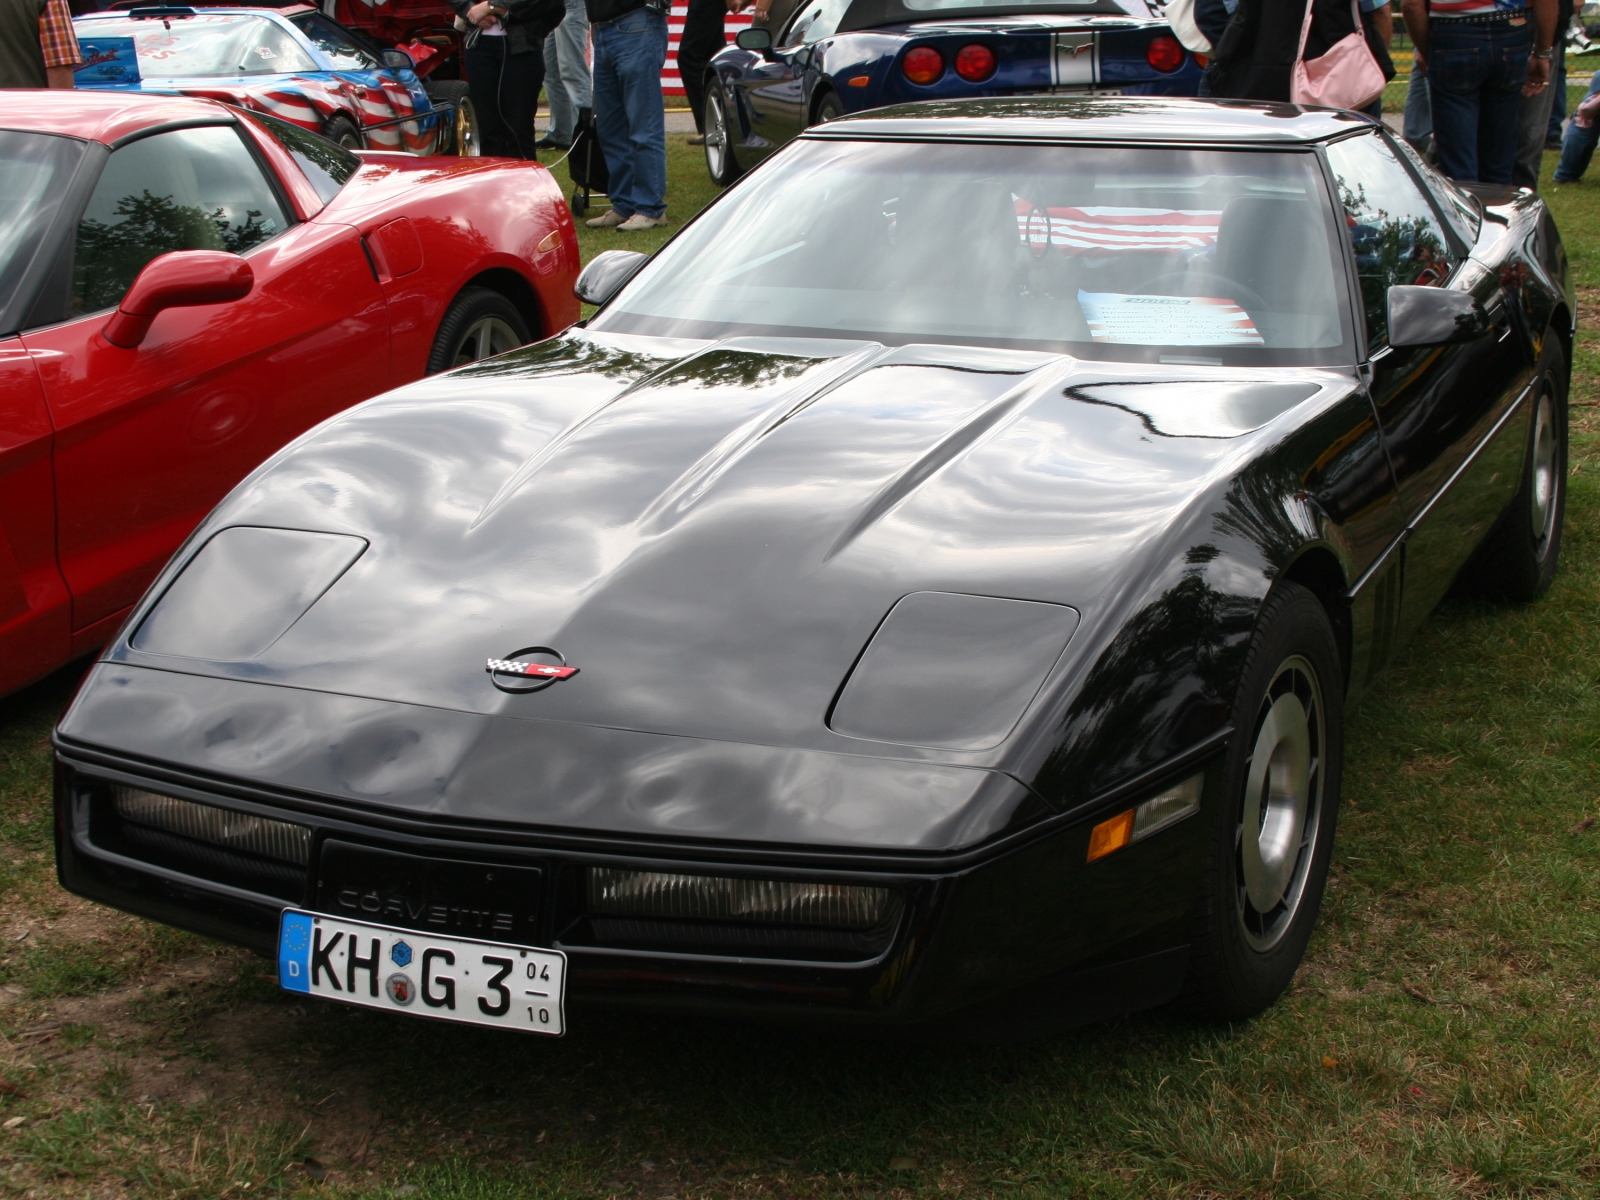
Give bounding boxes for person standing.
[453,0,563,159]
[1,0,82,89]
[1511,0,1570,186]
[538,0,590,150]
[1401,0,1557,185]
[678,0,738,144]
[584,0,669,230]
[1204,0,1365,102]
[1359,0,1396,120]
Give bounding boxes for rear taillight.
[902,45,944,85]
[1146,34,1184,73]
[953,43,996,82]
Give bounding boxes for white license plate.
[277,909,566,1036]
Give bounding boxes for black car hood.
[74,332,1344,849]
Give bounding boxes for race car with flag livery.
[72,4,470,155]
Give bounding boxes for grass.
[1,135,1599,1200]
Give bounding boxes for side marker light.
[848,74,870,87]
[1088,772,1205,862]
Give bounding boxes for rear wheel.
[704,82,742,186]
[321,114,363,150]
[426,287,531,374]
[1178,582,1344,1021]
[425,80,480,156]
[1468,332,1568,601]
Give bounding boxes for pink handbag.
[1291,0,1387,111]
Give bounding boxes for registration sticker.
[278,909,566,1036]
[1078,290,1265,346]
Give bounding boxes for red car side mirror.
[102,251,255,348]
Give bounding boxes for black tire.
[426,287,532,374]
[1178,581,1345,1022]
[1467,332,1569,602]
[571,189,588,217]
[813,90,843,125]
[425,79,479,157]
[703,82,742,187]
[321,114,363,150]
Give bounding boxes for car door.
[1323,130,1529,645]
[21,121,389,634]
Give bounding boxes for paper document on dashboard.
[1078,291,1264,346]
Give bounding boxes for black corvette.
[55,98,1570,1038]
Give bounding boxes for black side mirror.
[381,48,414,71]
[736,27,773,52]
[1386,284,1491,348]
[575,249,648,307]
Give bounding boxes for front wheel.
[321,114,363,150]
[1467,332,1568,601]
[704,82,742,187]
[1178,581,1344,1021]
[813,90,843,125]
[425,80,479,156]
[426,287,531,374]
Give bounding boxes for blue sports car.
[702,0,1202,183]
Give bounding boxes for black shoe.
[536,135,571,150]
[1547,136,1565,150]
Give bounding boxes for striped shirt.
[39,0,82,68]
[1431,0,1526,18]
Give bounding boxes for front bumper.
[54,741,1206,1031]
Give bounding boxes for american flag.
[662,0,753,96]
[1013,200,1223,256]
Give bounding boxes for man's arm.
[1402,0,1428,67]
[1527,0,1558,92]
[39,0,82,89]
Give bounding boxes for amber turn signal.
[1087,809,1134,862]
[848,74,870,86]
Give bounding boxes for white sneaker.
[616,212,669,232]
[585,209,626,228]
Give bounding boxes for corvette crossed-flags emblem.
[486,658,578,680]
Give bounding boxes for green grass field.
[2,136,1599,1200]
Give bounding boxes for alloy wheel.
[1237,654,1325,952]
[705,91,728,180]
[450,315,520,368]
[456,97,481,157]
[1529,384,1558,553]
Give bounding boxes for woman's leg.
[465,37,515,157]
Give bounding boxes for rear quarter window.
[253,111,361,204]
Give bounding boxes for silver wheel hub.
[1529,387,1557,550]
[452,315,519,368]
[706,95,727,173]
[1237,655,1324,952]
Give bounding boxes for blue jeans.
[1554,69,1600,181]
[1403,65,1432,154]
[1427,16,1532,184]
[591,5,668,217]
[542,0,591,144]
[1547,49,1567,141]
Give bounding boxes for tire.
[426,287,532,374]
[425,80,480,157]
[704,82,742,187]
[813,90,843,125]
[571,189,588,217]
[1467,332,1569,602]
[1177,581,1345,1022]
[321,114,363,150]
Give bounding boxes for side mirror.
[382,48,414,71]
[574,249,647,308]
[1386,284,1491,348]
[102,251,254,348]
[736,27,773,52]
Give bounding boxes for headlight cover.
[828,591,1079,751]
[132,526,366,660]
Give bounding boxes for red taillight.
[953,43,996,82]
[1146,34,1184,73]
[902,45,945,85]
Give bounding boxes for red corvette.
[0,91,579,697]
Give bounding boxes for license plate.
[277,909,566,1036]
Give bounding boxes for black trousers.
[677,0,726,132]
[464,34,545,158]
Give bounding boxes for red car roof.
[0,90,234,146]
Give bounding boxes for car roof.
[0,90,234,145]
[809,96,1374,145]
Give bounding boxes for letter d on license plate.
[278,909,566,1036]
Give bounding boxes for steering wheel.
[1135,271,1269,317]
